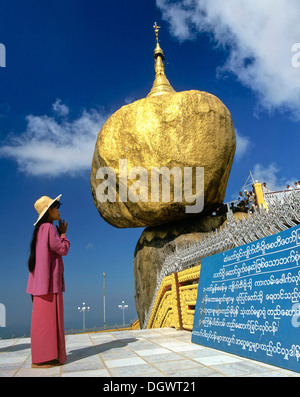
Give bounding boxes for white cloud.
[157,0,300,119]
[235,129,252,160]
[0,100,107,177]
[52,98,69,117]
[252,162,298,191]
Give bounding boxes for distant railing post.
[254,182,268,211]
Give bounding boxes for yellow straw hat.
[33,194,62,226]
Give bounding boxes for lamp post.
[118,300,128,327]
[103,272,106,329]
[78,302,90,332]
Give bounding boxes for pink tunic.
[26,223,70,295]
[27,223,70,364]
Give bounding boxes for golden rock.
[90,24,236,228]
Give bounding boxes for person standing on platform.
[26,194,70,368]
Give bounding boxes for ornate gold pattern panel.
[147,273,180,329]
[146,265,201,330]
[179,284,198,331]
[149,290,173,328]
[178,265,200,331]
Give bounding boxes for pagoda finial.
[147,22,175,97]
[153,22,161,44]
[153,21,164,59]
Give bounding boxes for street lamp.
[118,300,128,327]
[78,302,90,332]
[103,272,106,329]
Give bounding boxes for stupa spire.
[147,22,176,97]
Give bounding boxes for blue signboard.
[192,224,300,373]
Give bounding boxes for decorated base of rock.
[133,212,226,326]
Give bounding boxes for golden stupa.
[90,23,236,228]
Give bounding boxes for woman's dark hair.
[27,200,60,273]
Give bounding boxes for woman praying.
[26,194,70,368]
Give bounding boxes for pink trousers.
[31,292,67,365]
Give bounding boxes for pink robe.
[31,292,67,364]
[26,223,70,364]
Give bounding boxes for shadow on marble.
[66,338,137,364]
[0,343,31,353]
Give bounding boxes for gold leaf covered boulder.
[90,23,236,228]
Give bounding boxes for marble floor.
[0,328,299,377]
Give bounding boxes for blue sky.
[0,0,299,337]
